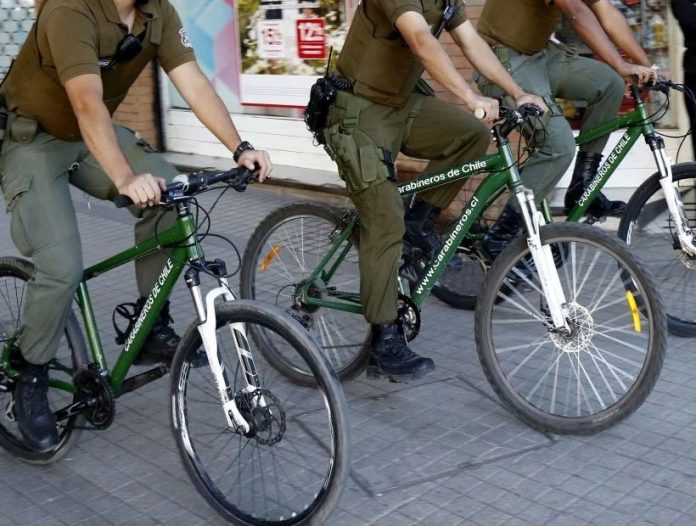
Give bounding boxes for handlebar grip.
[114,195,133,208]
[474,107,486,120]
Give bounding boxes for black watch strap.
[233,141,254,162]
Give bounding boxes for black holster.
[304,77,338,145]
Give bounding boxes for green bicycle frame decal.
[398,158,492,195]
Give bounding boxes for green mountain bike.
[0,168,350,525]
[425,81,696,339]
[241,106,667,435]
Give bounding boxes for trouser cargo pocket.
[325,126,393,194]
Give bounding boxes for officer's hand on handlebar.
[514,93,547,116]
[116,173,167,209]
[465,94,499,123]
[618,62,658,86]
[237,149,273,182]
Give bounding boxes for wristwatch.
[233,140,254,162]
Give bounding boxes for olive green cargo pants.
[325,91,489,324]
[0,126,178,365]
[475,42,625,200]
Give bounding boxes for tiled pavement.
[1,185,696,525]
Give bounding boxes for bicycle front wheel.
[240,202,369,384]
[475,223,666,435]
[618,163,696,337]
[170,300,350,525]
[0,257,87,464]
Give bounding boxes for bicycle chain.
[74,367,115,430]
[398,294,421,342]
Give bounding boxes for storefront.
[161,0,692,203]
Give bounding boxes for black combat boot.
[563,151,626,217]
[133,299,181,365]
[365,322,435,382]
[479,203,524,262]
[14,362,59,452]
[404,200,442,257]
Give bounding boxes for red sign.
[296,18,327,60]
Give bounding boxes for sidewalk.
[1,186,696,526]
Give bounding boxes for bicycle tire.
[427,245,486,310]
[617,162,696,337]
[170,300,350,525]
[475,223,666,435]
[240,202,369,384]
[0,257,88,464]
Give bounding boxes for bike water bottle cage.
[99,32,145,70]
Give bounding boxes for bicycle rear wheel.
[475,223,666,434]
[618,163,696,337]
[240,202,369,384]
[427,242,486,310]
[0,257,87,464]
[170,300,350,525]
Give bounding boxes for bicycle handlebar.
[113,167,257,209]
[496,103,545,139]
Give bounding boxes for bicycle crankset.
[398,294,421,342]
[74,367,115,430]
[235,388,286,445]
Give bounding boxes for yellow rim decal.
[260,245,281,272]
[626,290,642,333]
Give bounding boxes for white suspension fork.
[191,284,252,433]
[515,190,570,332]
[652,148,696,256]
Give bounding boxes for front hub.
[549,303,594,353]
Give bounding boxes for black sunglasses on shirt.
[99,32,144,70]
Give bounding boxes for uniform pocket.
[1,171,31,213]
[326,127,391,194]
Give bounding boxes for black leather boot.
[15,362,59,452]
[133,299,181,365]
[479,203,523,262]
[404,200,442,256]
[365,322,435,382]
[563,151,626,217]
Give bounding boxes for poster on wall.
[238,0,347,107]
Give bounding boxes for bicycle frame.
[564,87,656,223]
[295,128,538,313]
[75,212,198,395]
[0,200,243,414]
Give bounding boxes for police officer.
[475,0,658,260]
[326,0,546,381]
[0,0,271,452]
[672,0,696,156]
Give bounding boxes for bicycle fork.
[185,264,259,435]
[516,189,571,333]
[652,144,696,256]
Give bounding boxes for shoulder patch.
[179,28,193,48]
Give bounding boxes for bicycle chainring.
[235,388,286,445]
[397,294,421,342]
[74,367,115,430]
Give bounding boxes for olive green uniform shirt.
[478,0,600,55]
[0,0,195,141]
[337,0,467,107]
